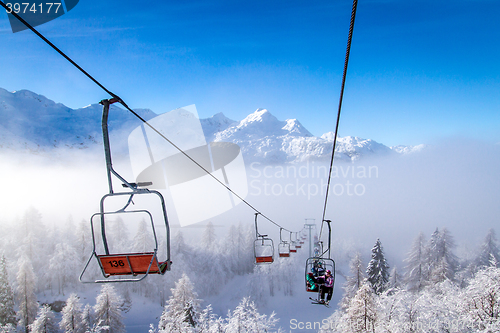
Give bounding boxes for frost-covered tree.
[200,222,217,252]
[17,208,48,291]
[376,289,418,333]
[191,223,227,297]
[404,232,428,292]
[340,252,366,310]
[108,217,130,254]
[80,304,94,333]
[195,304,224,333]
[76,219,92,265]
[48,243,78,295]
[16,255,38,333]
[462,266,500,331]
[248,266,269,305]
[0,323,16,332]
[17,208,46,263]
[387,266,401,291]
[158,273,200,332]
[346,283,377,332]
[226,297,278,333]
[222,224,254,277]
[427,228,458,282]
[132,219,155,253]
[94,285,125,333]
[59,293,83,333]
[0,256,16,326]
[476,229,500,268]
[30,305,57,333]
[366,239,389,294]
[119,288,132,314]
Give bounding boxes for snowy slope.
[0,88,423,162]
[0,88,156,152]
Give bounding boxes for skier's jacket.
[324,275,334,288]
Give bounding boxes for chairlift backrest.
[278,241,290,258]
[254,236,274,264]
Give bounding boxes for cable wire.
[0,1,297,233]
[319,0,358,240]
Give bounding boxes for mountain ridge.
[0,88,424,162]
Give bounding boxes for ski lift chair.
[254,213,274,264]
[305,257,335,292]
[278,242,290,257]
[80,98,171,283]
[294,232,302,249]
[304,220,335,292]
[278,228,290,258]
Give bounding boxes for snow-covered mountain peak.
[240,108,277,125]
[200,112,238,142]
[282,119,312,137]
[211,112,231,121]
[0,87,426,162]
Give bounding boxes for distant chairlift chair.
[254,213,274,264]
[278,228,290,258]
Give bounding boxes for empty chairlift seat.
[98,252,168,276]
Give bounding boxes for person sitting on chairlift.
[306,273,318,292]
[319,270,334,305]
[312,261,325,277]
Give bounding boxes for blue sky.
[0,0,499,146]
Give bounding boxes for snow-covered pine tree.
[196,304,224,333]
[191,223,226,297]
[76,219,92,265]
[427,228,441,270]
[0,256,16,326]
[200,222,217,252]
[387,266,401,291]
[277,254,297,297]
[476,228,500,268]
[428,228,458,282]
[93,285,125,333]
[225,297,278,332]
[48,243,78,295]
[366,239,389,294]
[17,208,47,291]
[16,255,38,333]
[403,232,428,292]
[158,273,200,333]
[119,288,132,313]
[30,305,58,333]
[340,252,366,310]
[132,219,155,253]
[248,266,268,305]
[346,283,377,332]
[108,217,130,254]
[80,304,94,333]
[59,293,83,333]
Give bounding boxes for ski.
[309,297,330,307]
